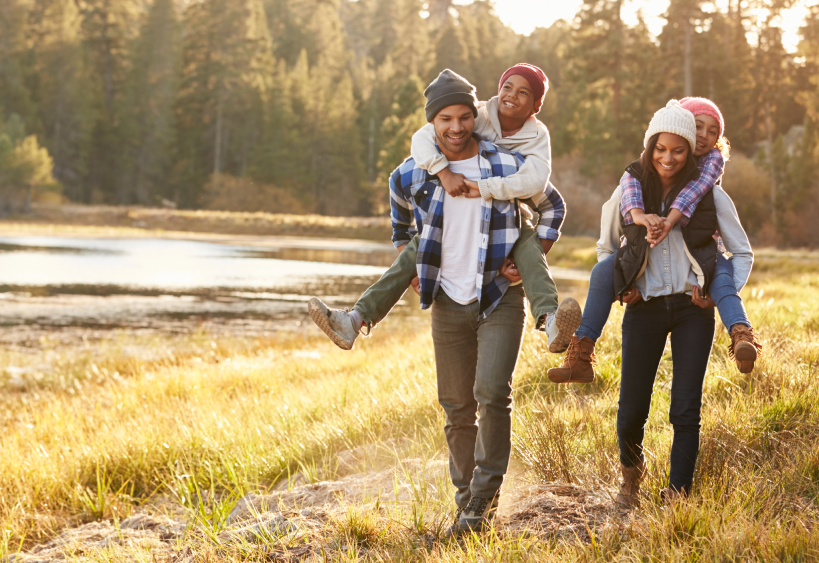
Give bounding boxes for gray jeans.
[431,284,526,508]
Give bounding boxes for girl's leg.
[575,253,617,341]
[667,297,715,493]
[708,254,751,332]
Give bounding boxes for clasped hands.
[437,168,481,198]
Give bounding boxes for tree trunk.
[765,102,776,227]
[684,18,693,97]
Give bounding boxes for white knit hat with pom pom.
[644,99,697,152]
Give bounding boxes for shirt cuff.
[477,179,493,200]
[392,235,412,248]
[537,226,561,241]
[670,203,691,227]
[621,203,643,226]
[428,159,449,176]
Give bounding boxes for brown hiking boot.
[729,324,762,374]
[660,486,686,505]
[547,336,596,383]
[615,462,645,509]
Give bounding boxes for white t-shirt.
[440,155,483,305]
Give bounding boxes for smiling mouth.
[446,133,468,144]
[502,101,517,109]
[658,162,676,170]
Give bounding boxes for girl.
[548,97,761,384]
[595,100,754,504]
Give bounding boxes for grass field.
[1,244,818,561]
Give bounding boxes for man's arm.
[521,179,565,250]
[389,170,416,248]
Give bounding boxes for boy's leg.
[353,235,419,330]
[512,220,581,353]
[308,236,418,350]
[708,254,759,372]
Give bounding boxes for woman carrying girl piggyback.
[548,97,762,385]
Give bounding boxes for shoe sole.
[307,298,354,350]
[548,297,582,353]
[734,341,757,373]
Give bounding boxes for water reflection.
[0,235,589,341]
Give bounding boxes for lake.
[0,234,590,344]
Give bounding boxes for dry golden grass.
[0,253,818,561]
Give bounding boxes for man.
[387,70,565,535]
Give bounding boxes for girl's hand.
[499,258,522,283]
[632,209,664,239]
[691,286,716,308]
[647,218,673,247]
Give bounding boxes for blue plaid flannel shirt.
[390,138,565,318]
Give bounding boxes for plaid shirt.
[390,138,565,318]
[620,148,725,227]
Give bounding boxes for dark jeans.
[617,294,715,492]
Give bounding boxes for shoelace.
[464,496,489,517]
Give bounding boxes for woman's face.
[652,133,690,183]
[694,114,720,157]
[498,74,535,121]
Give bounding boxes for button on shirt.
[633,219,700,299]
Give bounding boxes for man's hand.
[691,286,715,308]
[463,179,482,198]
[540,239,554,256]
[437,167,468,197]
[499,258,522,283]
[618,287,642,306]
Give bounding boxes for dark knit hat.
[424,69,478,122]
[498,63,549,114]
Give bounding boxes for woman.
[597,101,753,505]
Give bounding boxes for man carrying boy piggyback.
[311,68,572,536]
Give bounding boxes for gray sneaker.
[545,297,582,353]
[448,495,498,536]
[307,297,358,350]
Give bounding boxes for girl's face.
[498,74,535,121]
[652,133,690,183]
[694,114,720,157]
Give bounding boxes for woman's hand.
[691,286,715,308]
[619,287,643,305]
[499,258,522,283]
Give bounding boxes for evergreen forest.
[1,0,818,245]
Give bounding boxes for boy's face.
[694,114,720,157]
[432,104,476,158]
[498,74,535,122]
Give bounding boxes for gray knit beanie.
[644,99,697,152]
[424,69,478,122]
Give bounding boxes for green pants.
[353,220,559,332]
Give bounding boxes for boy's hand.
[437,167,468,197]
[463,179,481,198]
[691,286,715,308]
[499,258,522,283]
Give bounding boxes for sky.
[452,0,816,53]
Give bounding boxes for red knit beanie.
[498,63,549,114]
[680,97,724,138]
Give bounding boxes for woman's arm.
[713,187,753,292]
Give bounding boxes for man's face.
[432,104,475,156]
